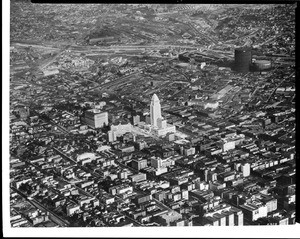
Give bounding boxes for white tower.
[150,94,162,128]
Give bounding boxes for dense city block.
[9,2,296,227]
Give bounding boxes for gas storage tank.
[234,47,252,73]
[252,60,272,71]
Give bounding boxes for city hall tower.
[150,94,162,128]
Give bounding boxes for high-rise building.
[132,158,148,170]
[149,94,176,136]
[151,157,163,169]
[108,130,117,142]
[234,47,252,73]
[150,94,162,128]
[241,163,250,177]
[84,109,108,129]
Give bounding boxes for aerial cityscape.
[8,2,296,228]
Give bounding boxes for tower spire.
[150,94,162,127]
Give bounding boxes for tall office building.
[148,93,176,137]
[150,94,162,128]
[84,109,108,129]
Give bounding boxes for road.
[114,161,175,225]
[78,71,146,97]
[115,160,139,174]
[12,41,231,83]
[120,211,144,227]
[170,84,191,98]
[31,109,70,135]
[266,71,295,103]
[13,40,204,55]
[39,45,71,70]
[11,186,69,227]
[53,147,102,179]
[11,42,60,51]
[50,121,70,135]
[152,198,173,213]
